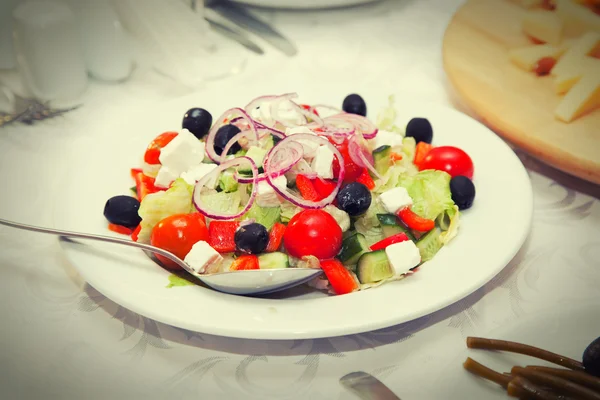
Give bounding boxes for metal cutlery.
[0,218,322,296]
[205,0,297,56]
[340,371,402,400]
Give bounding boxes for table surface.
[1,0,599,399]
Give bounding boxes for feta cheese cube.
[385,240,421,276]
[184,240,223,274]
[256,175,287,207]
[154,166,179,189]
[311,145,334,179]
[372,130,403,150]
[378,187,413,214]
[180,163,218,186]
[158,129,206,174]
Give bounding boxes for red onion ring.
[265,134,345,209]
[205,108,258,164]
[326,113,378,139]
[256,123,285,140]
[234,140,304,184]
[219,130,256,164]
[348,135,381,179]
[193,156,258,220]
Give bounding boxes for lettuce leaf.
[280,202,301,224]
[396,169,455,220]
[136,178,194,244]
[354,201,386,246]
[244,203,280,230]
[376,95,404,134]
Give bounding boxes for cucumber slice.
[357,250,393,284]
[339,233,369,266]
[416,227,443,262]
[376,214,417,242]
[238,146,267,173]
[258,252,289,269]
[373,145,392,176]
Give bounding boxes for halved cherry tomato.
[414,142,433,167]
[132,171,162,201]
[418,146,474,179]
[369,233,410,251]
[131,224,142,242]
[296,174,321,201]
[356,168,375,190]
[108,223,134,235]
[208,221,239,253]
[312,177,337,200]
[320,259,358,295]
[397,207,435,232]
[150,213,209,270]
[230,255,259,271]
[144,131,178,165]
[266,222,286,252]
[330,138,364,184]
[284,209,342,260]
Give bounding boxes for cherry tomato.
[150,213,209,270]
[144,131,178,165]
[284,209,342,260]
[330,138,363,184]
[418,146,474,179]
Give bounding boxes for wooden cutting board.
[443,0,600,185]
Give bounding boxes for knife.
[206,0,297,56]
[204,8,264,55]
[340,371,402,400]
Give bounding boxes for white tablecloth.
[1,1,599,399]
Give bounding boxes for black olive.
[450,176,476,210]
[405,117,433,144]
[182,107,213,139]
[336,182,372,217]
[342,94,367,117]
[234,223,269,254]
[103,195,141,228]
[584,336,600,377]
[214,124,241,156]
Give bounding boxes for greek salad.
[103,93,476,295]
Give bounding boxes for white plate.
[54,90,532,340]
[431,303,600,399]
[229,0,379,9]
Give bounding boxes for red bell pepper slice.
[414,142,433,168]
[356,168,375,190]
[144,131,178,165]
[296,174,321,201]
[320,259,359,295]
[330,138,364,184]
[369,233,410,251]
[108,223,134,235]
[397,207,435,232]
[208,221,239,253]
[132,171,161,201]
[266,222,286,252]
[391,152,403,162]
[230,255,259,271]
[300,104,320,116]
[312,177,337,200]
[131,224,142,242]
